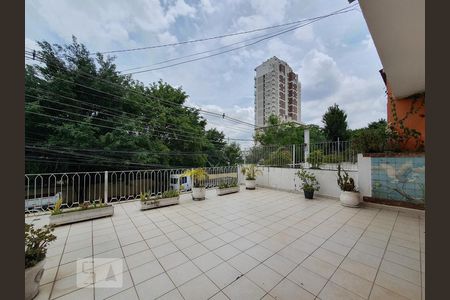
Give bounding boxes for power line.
[26,54,257,128]
[123,8,357,75]
[26,110,254,145]
[26,146,193,168]
[24,5,357,131]
[97,4,358,55]
[119,24,303,73]
[26,87,255,138]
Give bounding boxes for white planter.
[49,205,114,226]
[140,196,179,210]
[25,259,45,300]
[217,186,240,196]
[245,179,256,190]
[340,191,361,207]
[192,187,206,200]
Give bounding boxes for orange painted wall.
[386,85,425,150]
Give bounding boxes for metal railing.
[242,141,357,171]
[25,166,238,214]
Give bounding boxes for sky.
[25,0,387,148]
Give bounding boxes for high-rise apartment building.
[254,56,301,128]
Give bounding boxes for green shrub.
[161,189,180,198]
[263,149,292,166]
[218,179,238,189]
[25,223,56,268]
[351,128,388,153]
[296,168,320,192]
[307,150,323,169]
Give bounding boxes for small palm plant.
[241,164,262,190]
[183,168,209,188]
[240,164,262,180]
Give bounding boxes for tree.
[255,115,326,146]
[350,119,388,153]
[322,104,349,141]
[223,143,243,166]
[25,37,240,173]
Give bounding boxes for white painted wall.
[357,154,372,198]
[238,166,358,199]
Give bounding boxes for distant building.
[254,56,301,128]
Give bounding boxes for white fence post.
[304,128,310,168]
[292,144,295,168]
[104,171,108,204]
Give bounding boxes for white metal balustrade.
[24,166,238,215]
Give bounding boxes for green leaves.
[25,38,241,172]
[296,168,320,192]
[322,104,349,142]
[25,223,56,268]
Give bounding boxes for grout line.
[121,201,187,300]
[259,205,382,299]
[91,220,95,300]
[311,208,384,299]
[366,210,400,299]
[208,198,352,298]
[48,223,72,299]
[108,205,141,300]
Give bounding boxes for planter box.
[140,196,179,210]
[49,205,114,226]
[217,186,240,196]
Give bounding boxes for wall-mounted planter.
[217,186,240,196]
[49,205,114,226]
[140,196,179,210]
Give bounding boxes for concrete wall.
[239,166,358,199]
[357,154,372,198]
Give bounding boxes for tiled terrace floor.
[27,187,425,300]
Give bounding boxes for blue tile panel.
[371,156,425,204]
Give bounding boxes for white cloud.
[167,0,197,20]
[293,25,314,42]
[199,0,216,14]
[26,0,386,146]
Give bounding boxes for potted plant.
[25,223,56,300]
[183,168,208,200]
[49,196,114,226]
[140,189,180,210]
[216,179,240,196]
[296,168,320,199]
[240,164,262,190]
[337,164,360,207]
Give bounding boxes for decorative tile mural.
[371,156,425,205]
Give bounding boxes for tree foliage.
[25,37,240,173]
[322,104,349,141]
[255,115,326,146]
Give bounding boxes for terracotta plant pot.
[192,187,206,200]
[304,190,314,199]
[25,259,46,300]
[340,191,361,207]
[245,179,256,190]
